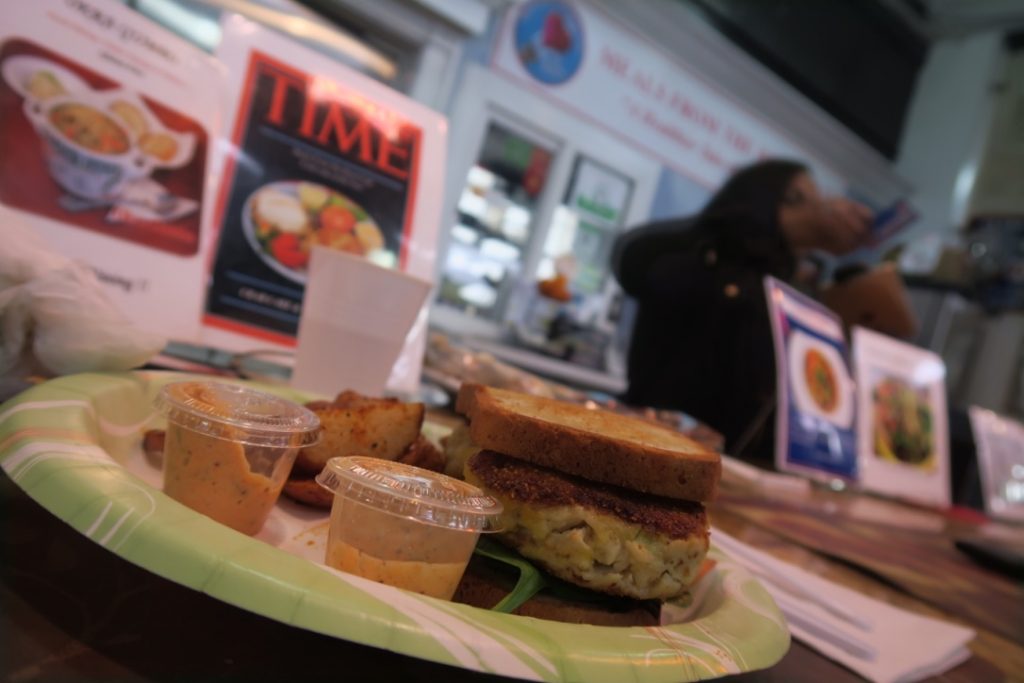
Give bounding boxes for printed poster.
[969,407,1024,522]
[853,327,950,508]
[0,0,222,340]
[765,277,857,482]
[204,16,446,391]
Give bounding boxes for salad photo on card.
[853,327,950,507]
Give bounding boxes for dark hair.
[611,159,808,295]
[701,159,808,228]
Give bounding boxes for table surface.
[2,405,1022,683]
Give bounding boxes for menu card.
[969,407,1024,522]
[853,327,950,508]
[765,277,857,482]
[0,0,222,340]
[202,15,447,391]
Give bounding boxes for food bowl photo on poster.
[788,330,853,429]
[242,180,393,284]
[23,93,198,202]
[5,54,197,203]
[23,93,149,201]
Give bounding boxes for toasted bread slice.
[295,395,424,474]
[455,383,719,502]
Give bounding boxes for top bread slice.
[455,384,720,502]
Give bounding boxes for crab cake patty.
[465,450,709,601]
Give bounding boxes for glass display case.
[431,65,662,392]
[437,123,554,320]
[514,155,635,370]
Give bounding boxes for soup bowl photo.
[23,93,157,202]
[787,330,854,430]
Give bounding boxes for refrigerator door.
[437,121,558,322]
[516,155,636,371]
[432,64,659,390]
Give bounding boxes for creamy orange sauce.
[326,540,467,599]
[323,495,479,599]
[162,424,281,536]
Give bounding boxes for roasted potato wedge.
[295,394,425,473]
[282,472,334,508]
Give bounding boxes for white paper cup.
[291,246,431,396]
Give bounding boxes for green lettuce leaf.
[472,537,549,613]
[472,539,646,612]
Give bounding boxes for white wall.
[589,0,911,205]
[965,313,1024,413]
[896,31,1005,246]
[969,49,1024,217]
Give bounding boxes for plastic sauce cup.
[316,456,503,600]
[155,381,320,535]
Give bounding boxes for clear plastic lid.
[155,381,321,448]
[316,456,503,532]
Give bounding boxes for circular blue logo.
[514,1,585,85]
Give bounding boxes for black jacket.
[612,209,796,456]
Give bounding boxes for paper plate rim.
[0,371,790,682]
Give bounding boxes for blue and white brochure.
[765,276,857,482]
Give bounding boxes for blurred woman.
[611,160,870,458]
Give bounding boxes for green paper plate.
[0,371,789,682]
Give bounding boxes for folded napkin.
[0,215,165,394]
[713,529,975,683]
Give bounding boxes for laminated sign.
[0,0,222,340]
[968,407,1024,522]
[853,327,950,508]
[765,277,857,482]
[203,16,446,390]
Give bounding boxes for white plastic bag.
[0,219,165,384]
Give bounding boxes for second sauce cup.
[316,456,503,600]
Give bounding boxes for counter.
[2,402,1022,681]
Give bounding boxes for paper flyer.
[969,407,1024,522]
[0,0,222,340]
[853,327,950,508]
[765,276,857,482]
[203,15,446,391]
